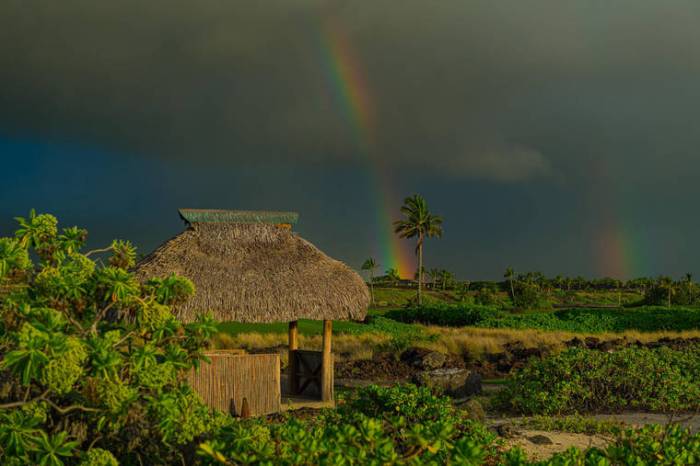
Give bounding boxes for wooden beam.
[321,320,333,402]
[288,321,299,350]
[288,321,299,395]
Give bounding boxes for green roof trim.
[179,209,299,225]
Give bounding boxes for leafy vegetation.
[198,384,500,465]
[499,346,700,414]
[386,305,496,327]
[387,304,700,333]
[512,414,625,435]
[199,385,700,466]
[480,307,700,332]
[0,212,219,465]
[5,212,700,464]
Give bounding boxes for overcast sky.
[2,0,700,279]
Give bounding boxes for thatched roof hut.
[136,209,370,324]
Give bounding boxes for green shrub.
[386,304,700,333]
[198,384,500,465]
[475,286,501,306]
[500,346,700,415]
[79,448,119,466]
[512,281,550,309]
[0,212,218,465]
[479,306,700,332]
[199,385,700,466]
[513,414,625,435]
[385,304,499,327]
[338,383,452,422]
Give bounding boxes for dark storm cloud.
[3,0,700,183]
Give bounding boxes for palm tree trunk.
[510,278,516,306]
[418,240,423,306]
[369,270,374,304]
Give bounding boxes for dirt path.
[492,412,700,460]
[504,430,610,461]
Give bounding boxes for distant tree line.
[367,271,690,292]
[363,267,700,309]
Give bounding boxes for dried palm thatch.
[136,210,370,323]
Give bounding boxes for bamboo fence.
[188,351,281,416]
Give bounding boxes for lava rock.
[528,435,553,445]
[495,424,517,438]
[421,352,447,370]
[412,368,482,397]
[566,337,585,348]
[584,336,601,349]
[400,348,447,370]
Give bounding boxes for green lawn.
[217,310,426,342]
[371,287,458,308]
[214,286,449,336]
[216,307,398,336]
[217,319,365,336]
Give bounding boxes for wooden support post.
[288,321,298,395]
[321,320,333,402]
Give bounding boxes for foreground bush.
[500,346,700,415]
[0,212,218,465]
[199,384,700,466]
[199,384,500,465]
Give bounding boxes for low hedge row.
[386,304,700,333]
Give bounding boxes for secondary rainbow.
[590,158,648,279]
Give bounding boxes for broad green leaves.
[0,212,213,464]
[501,346,700,415]
[33,431,79,466]
[0,238,30,280]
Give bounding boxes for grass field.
[217,319,365,336]
[214,299,700,363]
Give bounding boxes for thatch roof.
[136,210,369,323]
[179,209,299,225]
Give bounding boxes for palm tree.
[440,269,454,291]
[504,267,516,306]
[428,268,440,290]
[685,273,694,303]
[414,266,427,283]
[361,257,379,304]
[385,268,401,286]
[393,194,443,305]
[658,276,674,308]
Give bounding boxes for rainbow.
[318,10,414,278]
[590,159,649,279]
[596,211,651,280]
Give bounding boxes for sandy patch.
[505,430,610,461]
